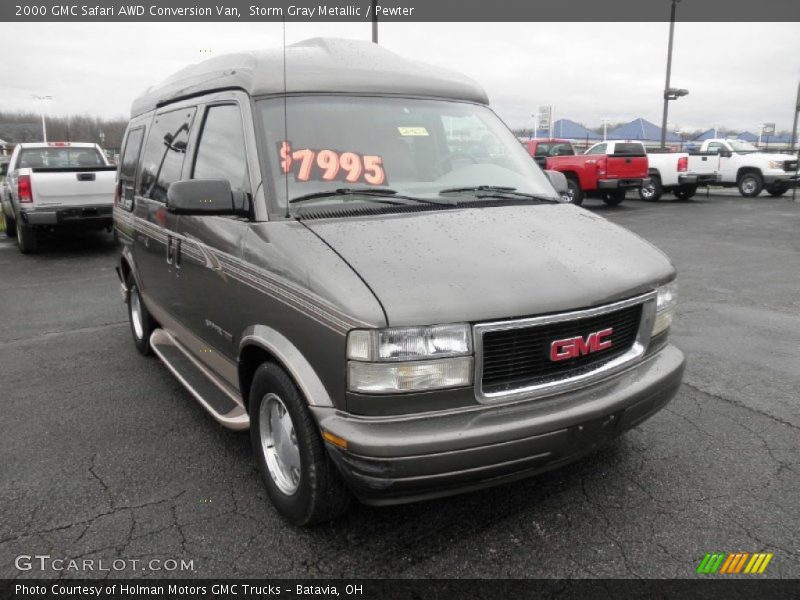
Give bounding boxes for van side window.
[118,127,144,211]
[138,107,196,202]
[193,104,250,194]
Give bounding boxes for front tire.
[127,273,155,356]
[767,184,789,197]
[565,177,584,206]
[250,362,351,526]
[674,185,698,201]
[738,172,763,197]
[602,190,626,206]
[16,223,38,254]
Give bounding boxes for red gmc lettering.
[550,328,614,361]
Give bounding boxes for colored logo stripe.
[697,552,773,574]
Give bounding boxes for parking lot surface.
[1,192,798,579]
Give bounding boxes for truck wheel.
[737,172,763,197]
[674,185,698,201]
[639,176,662,201]
[16,223,38,254]
[767,184,789,197]
[127,273,155,356]
[4,215,16,237]
[565,177,584,206]
[602,190,626,206]
[250,362,351,526]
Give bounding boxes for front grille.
[480,304,642,395]
[784,160,798,172]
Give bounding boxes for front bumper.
[763,172,800,186]
[21,205,113,226]
[597,178,648,190]
[313,344,685,505]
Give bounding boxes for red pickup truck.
[524,139,649,206]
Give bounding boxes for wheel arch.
[736,166,762,182]
[239,325,334,413]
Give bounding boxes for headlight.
[652,280,678,336]
[768,160,784,170]
[347,324,472,361]
[347,324,473,393]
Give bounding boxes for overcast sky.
[3,21,799,133]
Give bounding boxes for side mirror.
[166,179,249,217]
[545,170,568,196]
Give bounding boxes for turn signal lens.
[653,280,678,336]
[348,356,473,394]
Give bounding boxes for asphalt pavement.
[1,191,798,579]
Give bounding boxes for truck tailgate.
[31,168,116,208]
[606,155,648,179]
[687,154,720,174]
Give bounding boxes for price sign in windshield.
[278,141,387,185]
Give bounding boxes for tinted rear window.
[535,142,574,157]
[18,148,105,169]
[613,143,645,155]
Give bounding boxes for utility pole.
[371,0,378,43]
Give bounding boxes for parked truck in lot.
[2,142,117,253]
[687,139,799,197]
[639,150,721,201]
[537,140,650,206]
[521,138,576,169]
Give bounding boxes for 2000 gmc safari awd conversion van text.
[114,38,685,525]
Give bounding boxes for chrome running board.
[150,328,249,430]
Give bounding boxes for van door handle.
[166,236,174,265]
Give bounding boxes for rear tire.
[602,190,626,206]
[737,172,763,198]
[127,273,155,356]
[16,223,38,254]
[250,362,351,526]
[638,176,662,201]
[565,177,584,206]
[674,185,698,201]
[4,215,16,237]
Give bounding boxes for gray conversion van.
[114,38,685,525]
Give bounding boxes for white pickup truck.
[640,150,721,201]
[687,139,799,197]
[2,142,117,253]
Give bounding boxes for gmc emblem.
[550,328,614,361]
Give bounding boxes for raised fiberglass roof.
[130,37,489,117]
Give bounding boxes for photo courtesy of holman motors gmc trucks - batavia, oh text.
[113,38,685,526]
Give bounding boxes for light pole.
[371,0,378,43]
[791,80,800,151]
[601,118,611,141]
[32,95,53,142]
[660,0,688,149]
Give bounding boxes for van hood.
[303,204,675,326]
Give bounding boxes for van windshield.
[256,96,558,213]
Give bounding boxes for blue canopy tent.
[606,118,681,143]
[534,119,603,141]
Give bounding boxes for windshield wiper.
[439,185,558,203]
[439,185,517,194]
[289,187,406,204]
